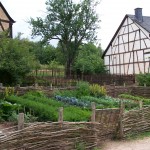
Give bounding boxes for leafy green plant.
[0,100,21,121]
[6,93,91,122]
[5,87,15,97]
[24,112,38,123]
[8,111,38,123]
[89,84,107,97]
[76,81,90,98]
[136,73,150,86]
[75,142,86,150]
[53,89,77,97]
[119,94,150,105]
[6,95,57,121]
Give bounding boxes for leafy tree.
[48,60,61,77]
[30,0,100,77]
[0,35,39,85]
[33,43,56,64]
[73,43,106,75]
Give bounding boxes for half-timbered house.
[102,8,150,75]
[0,2,15,37]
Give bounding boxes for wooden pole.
[123,83,126,87]
[119,101,124,139]
[50,83,53,90]
[139,101,143,109]
[18,113,24,130]
[91,102,96,122]
[0,83,3,88]
[58,107,63,123]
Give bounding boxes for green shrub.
[6,95,57,121]
[89,84,106,97]
[80,96,138,110]
[6,93,91,122]
[119,94,150,105]
[136,73,150,86]
[53,89,77,97]
[0,100,21,121]
[8,111,38,123]
[64,106,90,121]
[76,81,90,98]
[5,87,15,97]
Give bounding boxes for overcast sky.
[1,0,150,50]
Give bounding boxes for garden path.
[102,137,150,150]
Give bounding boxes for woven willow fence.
[0,105,120,150]
[122,106,150,137]
[1,104,150,149]
[0,121,117,150]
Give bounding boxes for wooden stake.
[119,101,124,139]
[18,113,24,130]
[58,107,63,123]
[91,102,96,123]
[139,101,143,109]
[0,83,3,88]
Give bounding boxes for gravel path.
[102,137,150,150]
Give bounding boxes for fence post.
[58,107,63,123]
[18,113,24,130]
[0,83,3,88]
[91,102,96,122]
[139,101,143,109]
[123,83,126,87]
[118,101,124,139]
[34,83,38,88]
[50,83,53,90]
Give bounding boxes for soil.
[102,137,150,150]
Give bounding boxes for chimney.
[134,8,143,22]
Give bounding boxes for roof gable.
[102,14,150,58]
[128,14,150,33]
[0,2,15,23]
[102,15,128,58]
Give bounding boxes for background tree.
[30,0,100,77]
[0,35,39,85]
[73,43,106,75]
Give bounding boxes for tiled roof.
[128,14,150,33]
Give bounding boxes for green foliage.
[0,35,39,85]
[80,96,138,109]
[6,92,91,122]
[54,89,77,97]
[136,73,150,86]
[6,95,57,121]
[64,106,90,121]
[74,43,106,74]
[75,142,86,150]
[0,100,21,121]
[126,131,150,140]
[30,0,100,76]
[89,84,107,97]
[80,96,119,108]
[5,87,15,97]
[119,94,150,105]
[8,111,38,123]
[76,81,90,98]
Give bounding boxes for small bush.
[6,95,57,121]
[89,84,107,97]
[119,93,150,105]
[136,73,150,86]
[76,81,90,98]
[0,100,21,121]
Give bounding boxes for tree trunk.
[65,61,72,78]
